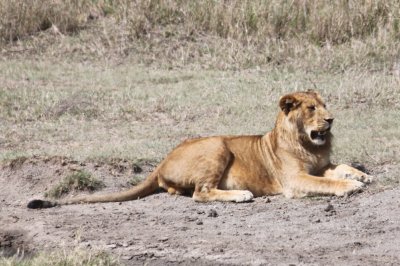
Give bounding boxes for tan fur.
[28,91,373,207]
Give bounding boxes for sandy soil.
[1,156,399,265]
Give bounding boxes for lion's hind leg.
[190,152,254,202]
[158,177,186,195]
[193,188,254,203]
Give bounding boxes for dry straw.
[1,0,399,69]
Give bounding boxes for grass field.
[1,60,399,166]
[1,0,400,265]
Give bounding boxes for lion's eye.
[308,106,316,111]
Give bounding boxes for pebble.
[324,203,334,212]
[208,209,218,217]
[132,165,142,173]
[106,244,117,249]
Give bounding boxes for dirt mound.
[1,156,399,265]
[0,156,153,204]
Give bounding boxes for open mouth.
[310,130,328,142]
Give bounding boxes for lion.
[27,90,372,209]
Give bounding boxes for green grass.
[45,170,104,198]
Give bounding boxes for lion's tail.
[27,168,160,209]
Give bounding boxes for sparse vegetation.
[128,175,145,186]
[1,62,399,172]
[45,170,104,198]
[0,249,119,266]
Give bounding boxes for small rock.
[158,237,169,242]
[106,244,117,249]
[324,203,336,216]
[184,216,197,222]
[122,255,133,260]
[196,220,203,225]
[265,198,271,203]
[208,209,218,217]
[132,165,142,173]
[324,203,334,212]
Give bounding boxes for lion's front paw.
[344,172,374,184]
[336,164,374,184]
[335,180,365,197]
[233,190,254,203]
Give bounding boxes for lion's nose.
[325,118,334,125]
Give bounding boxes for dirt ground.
[1,156,399,265]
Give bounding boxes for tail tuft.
[27,199,57,209]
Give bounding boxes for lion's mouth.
[310,130,328,142]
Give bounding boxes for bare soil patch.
[1,157,399,265]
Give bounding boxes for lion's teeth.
[318,131,326,136]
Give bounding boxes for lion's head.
[278,91,334,146]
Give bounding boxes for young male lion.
[28,91,372,208]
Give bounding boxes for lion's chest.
[303,154,330,175]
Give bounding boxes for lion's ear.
[279,94,299,114]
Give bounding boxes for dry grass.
[1,60,399,172]
[123,0,399,43]
[0,249,119,266]
[0,0,93,43]
[3,0,400,44]
[1,0,400,70]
